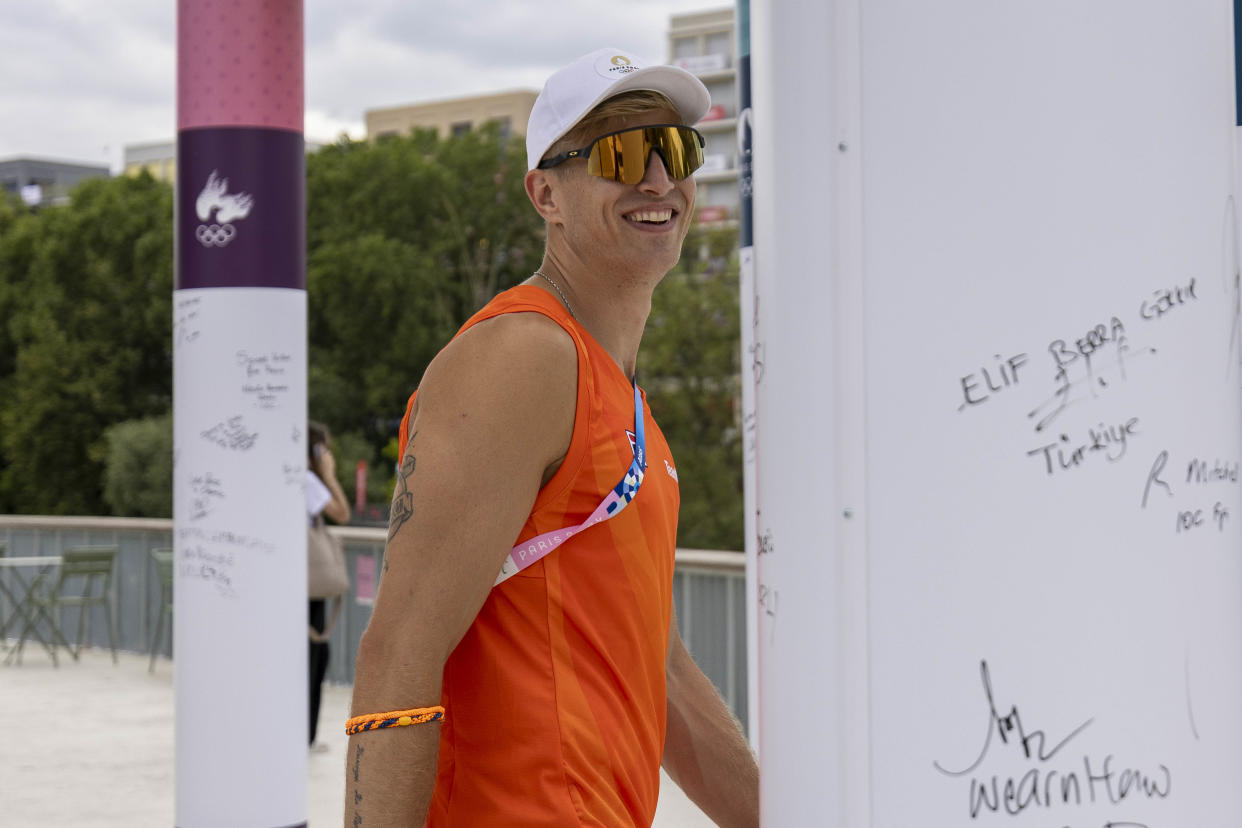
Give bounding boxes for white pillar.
[751,0,870,824]
[174,2,309,824]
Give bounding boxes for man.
[347,47,759,827]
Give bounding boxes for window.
[704,132,734,166]
[450,121,472,137]
[672,36,699,59]
[706,81,735,117]
[705,31,732,60]
[699,181,738,211]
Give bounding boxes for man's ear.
[525,168,564,225]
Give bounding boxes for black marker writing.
[958,353,1029,411]
[934,660,1093,778]
[1139,278,1197,321]
[1141,451,1172,508]
[1028,317,1155,433]
[1027,418,1139,475]
[1186,457,1239,485]
[201,416,258,451]
[1176,501,1229,533]
[758,583,778,643]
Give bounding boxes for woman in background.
[307,421,350,750]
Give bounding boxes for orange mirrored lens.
[586,126,704,185]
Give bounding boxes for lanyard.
[494,381,647,585]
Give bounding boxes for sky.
[0,0,727,173]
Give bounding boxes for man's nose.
[637,151,675,196]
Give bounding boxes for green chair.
[21,546,120,666]
[148,548,174,673]
[2,547,75,665]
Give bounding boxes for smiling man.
[346,48,759,827]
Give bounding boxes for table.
[0,556,68,666]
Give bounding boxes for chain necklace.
[533,270,574,319]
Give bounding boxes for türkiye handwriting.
[1027,418,1139,475]
[933,661,1170,820]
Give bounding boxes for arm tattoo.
[387,431,418,542]
[352,743,364,825]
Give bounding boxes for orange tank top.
[396,286,681,827]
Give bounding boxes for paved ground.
[0,646,714,827]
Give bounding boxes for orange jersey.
[396,285,681,827]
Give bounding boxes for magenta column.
[174,3,308,825]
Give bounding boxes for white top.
[305,469,332,525]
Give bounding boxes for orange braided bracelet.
[345,706,445,736]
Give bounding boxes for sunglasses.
[537,124,706,185]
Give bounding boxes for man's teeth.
[627,210,673,224]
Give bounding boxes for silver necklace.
[534,270,574,319]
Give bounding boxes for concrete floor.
[0,646,714,827]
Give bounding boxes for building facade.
[359,16,739,225]
[122,139,324,184]
[670,7,739,224]
[0,158,110,208]
[123,141,177,183]
[365,89,538,142]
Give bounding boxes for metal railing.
[0,516,748,728]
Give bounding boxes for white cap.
[526,47,712,171]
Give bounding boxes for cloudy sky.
[1,0,725,173]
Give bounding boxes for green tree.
[101,413,173,518]
[641,226,743,551]
[0,194,36,441]
[0,173,173,514]
[305,122,543,455]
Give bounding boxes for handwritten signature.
[934,660,1094,777]
[201,416,258,451]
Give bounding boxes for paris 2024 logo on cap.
[195,170,254,248]
[595,53,642,80]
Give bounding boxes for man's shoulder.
[418,309,577,420]
[450,308,577,370]
[412,307,578,482]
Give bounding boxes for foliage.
[305,122,544,447]
[642,226,743,551]
[0,173,173,514]
[101,413,173,518]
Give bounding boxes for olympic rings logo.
[196,223,237,248]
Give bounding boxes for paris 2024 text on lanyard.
[494,380,647,585]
